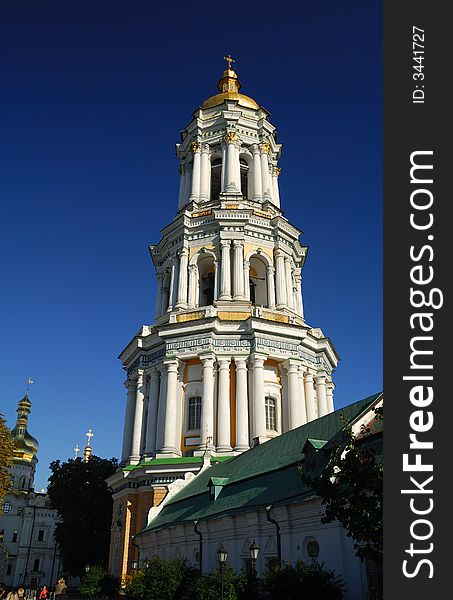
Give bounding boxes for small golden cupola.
[202,54,260,110]
[83,428,94,462]
[10,393,39,464]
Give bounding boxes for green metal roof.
[122,455,233,471]
[138,393,382,536]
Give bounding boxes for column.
[160,359,180,454]
[316,374,328,417]
[260,143,271,198]
[286,360,301,430]
[216,358,232,452]
[219,240,232,300]
[233,241,245,300]
[271,166,281,207]
[304,372,317,422]
[274,250,287,308]
[130,371,146,462]
[224,132,239,192]
[183,164,192,203]
[199,145,210,201]
[155,272,163,319]
[161,271,169,315]
[213,260,219,301]
[234,144,241,194]
[155,364,168,451]
[221,143,227,192]
[177,165,186,208]
[252,145,263,200]
[294,271,303,317]
[326,381,335,413]
[200,354,215,451]
[298,366,308,425]
[175,248,189,309]
[234,357,249,452]
[190,142,202,200]
[244,260,250,301]
[121,379,136,463]
[167,255,178,312]
[188,263,198,308]
[252,354,267,441]
[266,265,276,309]
[144,368,160,456]
[284,257,294,310]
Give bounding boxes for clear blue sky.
[0,1,382,491]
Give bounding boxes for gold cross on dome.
[86,429,94,445]
[74,445,80,459]
[223,54,235,69]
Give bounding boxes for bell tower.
[108,57,339,581]
[119,57,338,462]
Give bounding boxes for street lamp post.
[216,545,228,600]
[249,541,260,600]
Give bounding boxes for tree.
[47,455,118,576]
[125,557,197,600]
[301,407,383,563]
[263,560,345,600]
[0,413,15,507]
[79,565,119,598]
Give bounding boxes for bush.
[187,565,247,600]
[124,557,197,600]
[79,565,119,598]
[263,560,345,600]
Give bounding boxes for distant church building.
[108,58,340,581]
[0,394,60,589]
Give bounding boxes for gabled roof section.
[138,393,382,536]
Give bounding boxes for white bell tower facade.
[119,58,338,463]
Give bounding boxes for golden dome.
[10,393,39,463]
[202,59,260,110]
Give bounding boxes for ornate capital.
[275,166,281,177]
[251,144,261,155]
[225,131,238,144]
[233,240,244,248]
[191,141,202,153]
[266,265,275,274]
[220,239,232,249]
[260,142,271,154]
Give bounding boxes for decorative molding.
[217,311,250,321]
[176,311,206,323]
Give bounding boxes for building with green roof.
[131,393,382,599]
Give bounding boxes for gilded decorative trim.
[176,311,205,323]
[217,311,251,321]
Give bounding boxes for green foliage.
[0,413,15,506]
[188,565,247,600]
[47,455,118,576]
[79,565,118,598]
[302,407,383,562]
[125,557,197,600]
[263,560,345,600]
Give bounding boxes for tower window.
[37,530,45,542]
[32,558,40,572]
[188,396,202,430]
[239,158,248,199]
[201,271,214,306]
[12,530,18,542]
[249,279,256,304]
[265,397,277,431]
[7,564,12,575]
[211,158,222,200]
[2,501,12,513]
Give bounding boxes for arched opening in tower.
[249,255,268,306]
[210,158,222,201]
[240,158,249,199]
[198,256,215,306]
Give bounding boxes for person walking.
[55,579,66,597]
[38,586,48,600]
